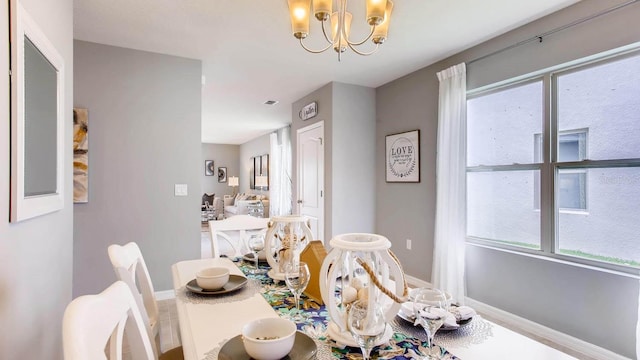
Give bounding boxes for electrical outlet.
[406,239,412,250]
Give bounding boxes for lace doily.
[390,315,494,350]
[201,338,228,360]
[176,278,262,305]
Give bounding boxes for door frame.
[296,121,325,241]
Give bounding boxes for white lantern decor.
[264,215,314,281]
[319,233,408,347]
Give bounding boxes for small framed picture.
[218,167,227,183]
[386,130,420,183]
[205,160,214,176]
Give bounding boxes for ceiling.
[73,0,578,145]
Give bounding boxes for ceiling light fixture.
[287,0,394,61]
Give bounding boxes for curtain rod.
[467,0,639,65]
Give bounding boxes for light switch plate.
[174,184,188,196]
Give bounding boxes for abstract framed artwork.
[385,129,420,183]
[218,167,227,183]
[205,160,214,176]
[73,108,89,203]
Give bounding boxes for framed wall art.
[249,157,256,189]
[385,130,420,183]
[10,2,66,222]
[73,108,89,203]
[218,167,227,183]
[205,160,214,176]
[260,154,269,190]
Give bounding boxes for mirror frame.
[10,1,65,222]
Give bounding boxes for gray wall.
[73,41,202,295]
[375,0,640,357]
[0,0,74,358]
[201,143,240,198]
[292,82,376,241]
[239,133,271,196]
[331,83,376,235]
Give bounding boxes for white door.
[297,121,324,242]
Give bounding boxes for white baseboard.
[155,290,176,301]
[465,298,631,360]
[404,274,430,288]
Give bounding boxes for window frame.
[466,44,640,275]
[534,129,589,212]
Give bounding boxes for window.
[534,130,587,211]
[467,80,543,250]
[467,48,640,271]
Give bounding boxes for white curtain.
[637,281,639,360]
[432,63,467,305]
[269,127,292,216]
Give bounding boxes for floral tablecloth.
[235,259,459,360]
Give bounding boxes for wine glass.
[413,288,449,359]
[284,262,310,320]
[347,299,387,360]
[248,234,266,274]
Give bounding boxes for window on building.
[534,131,588,211]
[467,48,640,271]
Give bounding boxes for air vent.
[264,100,279,105]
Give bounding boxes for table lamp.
[228,176,239,196]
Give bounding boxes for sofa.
[223,193,269,218]
[202,193,224,221]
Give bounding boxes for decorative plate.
[218,331,317,360]
[186,274,248,295]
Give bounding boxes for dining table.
[172,257,578,360]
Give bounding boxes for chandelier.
[287,0,394,61]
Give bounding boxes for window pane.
[557,171,586,210]
[467,170,540,249]
[467,81,543,166]
[558,167,640,267]
[557,53,640,161]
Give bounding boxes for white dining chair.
[63,281,183,360]
[208,214,269,258]
[107,242,161,347]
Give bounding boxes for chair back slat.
[208,215,269,258]
[63,281,155,360]
[108,242,160,355]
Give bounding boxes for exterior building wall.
[468,54,640,262]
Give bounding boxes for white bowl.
[196,267,229,290]
[241,317,296,360]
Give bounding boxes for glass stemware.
[248,234,266,274]
[413,288,449,359]
[347,299,387,360]
[284,261,310,320]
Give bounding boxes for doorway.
[296,121,325,242]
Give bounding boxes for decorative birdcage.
[319,233,408,347]
[264,215,314,281]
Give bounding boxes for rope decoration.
[355,249,409,304]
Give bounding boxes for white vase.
[319,233,406,347]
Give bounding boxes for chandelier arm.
[320,20,333,44]
[345,25,376,46]
[346,41,379,56]
[299,38,334,54]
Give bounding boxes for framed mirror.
[10,2,65,222]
